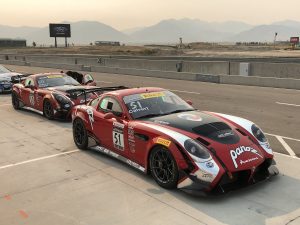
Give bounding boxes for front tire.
[43,100,54,120]
[149,146,179,189]
[73,118,88,150]
[12,92,20,110]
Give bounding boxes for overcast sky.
[2,0,300,29]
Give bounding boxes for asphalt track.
[0,64,300,225]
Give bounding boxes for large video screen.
[49,24,71,37]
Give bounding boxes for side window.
[99,97,122,114]
[24,78,34,87]
[90,98,101,107]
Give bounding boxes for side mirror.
[186,100,193,106]
[104,112,115,120]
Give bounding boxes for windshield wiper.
[162,109,195,115]
[136,113,165,119]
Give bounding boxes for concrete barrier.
[183,61,229,75]
[29,62,84,71]
[26,56,76,64]
[220,75,300,90]
[0,60,26,66]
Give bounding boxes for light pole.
[274,32,278,49]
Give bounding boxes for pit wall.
[0,54,300,90]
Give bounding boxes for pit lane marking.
[276,102,300,107]
[0,150,79,170]
[265,133,300,142]
[275,136,297,158]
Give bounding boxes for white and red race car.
[72,87,279,194]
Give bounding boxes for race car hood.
[46,85,93,93]
[140,110,265,171]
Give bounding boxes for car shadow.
[82,148,300,225]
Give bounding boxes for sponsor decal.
[86,107,94,130]
[80,98,91,104]
[113,121,125,129]
[29,93,35,106]
[140,92,165,99]
[156,138,171,147]
[230,146,263,168]
[206,162,214,168]
[128,101,149,114]
[47,75,63,79]
[178,113,202,122]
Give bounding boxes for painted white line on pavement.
[276,102,300,107]
[266,133,300,142]
[170,89,201,95]
[275,136,297,157]
[274,152,299,159]
[96,80,113,84]
[0,150,79,170]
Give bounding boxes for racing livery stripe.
[92,146,146,172]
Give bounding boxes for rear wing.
[11,74,32,84]
[68,86,128,104]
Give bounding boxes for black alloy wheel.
[150,146,179,189]
[73,118,88,150]
[43,100,54,120]
[12,92,20,110]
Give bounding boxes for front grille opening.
[212,170,251,194]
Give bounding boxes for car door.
[93,96,129,157]
[22,78,36,108]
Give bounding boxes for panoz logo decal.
[230,146,263,168]
[47,75,63,79]
[156,138,171,147]
[140,92,165,99]
[177,113,202,122]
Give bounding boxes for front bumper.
[178,159,278,195]
[0,84,12,93]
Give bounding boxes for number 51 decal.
[113,130,124,151]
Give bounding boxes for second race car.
[0,65,24,93]
[11,72,102,120]
[71,87,279,194]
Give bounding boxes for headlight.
[251,124,267,142]
[184,139,211,162]
[53,93,72,109]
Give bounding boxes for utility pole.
[274,32,278,49]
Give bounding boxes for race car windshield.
[37,74,80,88]
[0,65,11,74]
[123,90,194,119]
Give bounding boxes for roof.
[108,87,166,97]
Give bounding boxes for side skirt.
[90,146,146,173]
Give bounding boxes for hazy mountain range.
[1,19,300,45]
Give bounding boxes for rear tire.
[12,92,20,110]
[43,99,54,120]
[149,146,179,189]
[73,118,88,150]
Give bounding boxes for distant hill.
[1,19,300,45]
[130,18,241,43]
[227,25,300,42]
[0,21,130,46]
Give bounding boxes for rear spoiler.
[68,86,128,104]
[11,74,32,84]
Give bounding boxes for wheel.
[73,118,88,150]
[43,99,54,120]
[149,146,179,189]
[12,92,20,110]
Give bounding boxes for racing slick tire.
[12,92,21,110]
[73,118,88,150]
[43,99,54,120]
[149,146,179,189]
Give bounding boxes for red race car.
[12,72,103,120]
[71,87,279,194]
